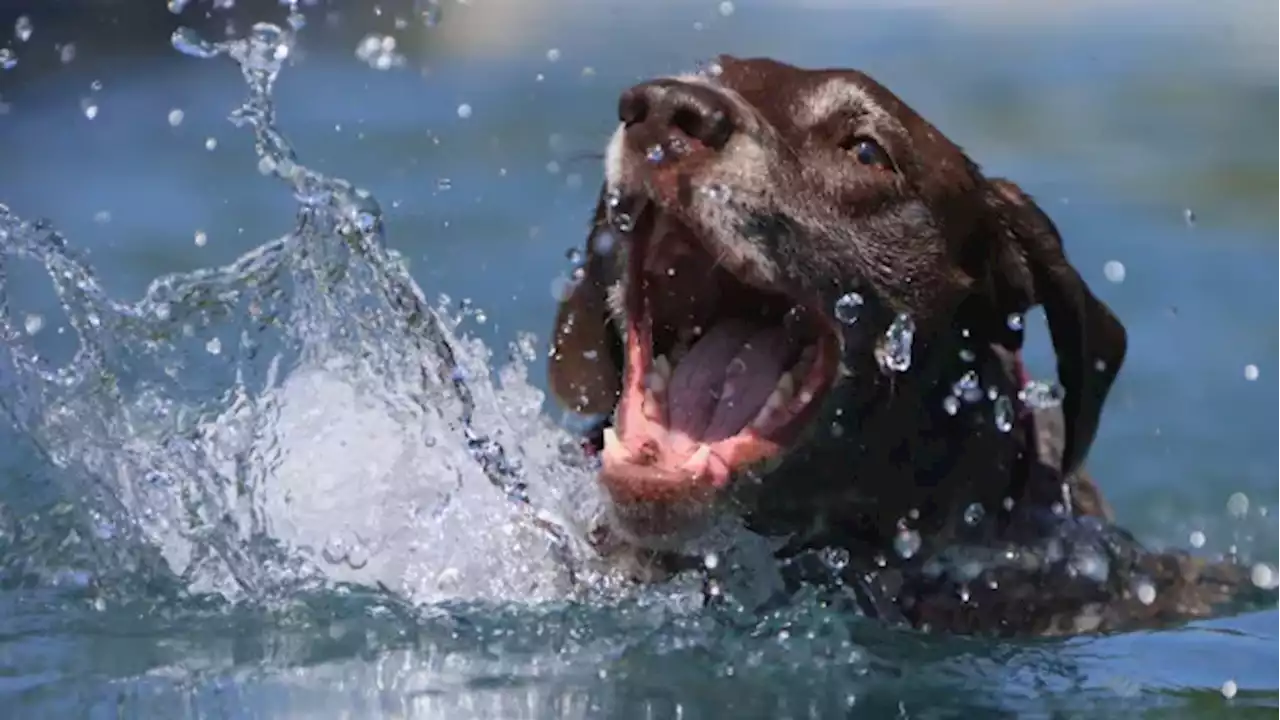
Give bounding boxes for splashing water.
[0,18,616,609]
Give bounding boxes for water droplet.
[14,15,32,42]
[718,1,736,17]
[703,552,720,570]
[1244,364,1259,381]
[23,313,44,335]
[702,183,731,202]
[456,103,472,119]
[322,534,348,564]
[1019,380,1065,409]
[346,538,370,569]
[1183,208,1196,226]
[193,230,208,247]
[0,49,15,70]
[1226,492,1249,518]
[993,395,1014,433]
[821,547,850,571]
[876,313,915,373]
[1134,578,1156,605]
[1103,260,1126,284]
[81,98,99,120]
[893,527,921,559]
[1250,563,1276,589]
[167,108,185,127]
[355,34,404,70]
[952,370,983,403]
[1006,312,1024,331]
[963,502,985,526]
[436,177,453,192]
[58,43,76,64]
[170,27,222,59]
[959,348,976,363]
[205,337,222,355]
[549,274,576,302]
[942,395,960,416]
[645,144,665,163]
[1068,548,1110,583]
[168,0,190,13]
[1220,679,1237,700]
[1189,530,1206,548]
[415,0,444,26]
[833,292,864,324]
[546,47,561,62]
[611,212,635,233]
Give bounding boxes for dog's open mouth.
[600,204,842,522]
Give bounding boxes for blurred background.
[0,0,1275,716]
[1,0,1273,540]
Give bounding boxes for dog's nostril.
[671,105,733,150]
[618,88,649,126]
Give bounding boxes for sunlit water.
[0,1,1276,717]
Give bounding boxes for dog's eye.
[841,137,893,171]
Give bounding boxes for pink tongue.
[666,319,795,443]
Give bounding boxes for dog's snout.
[618,81,735,151]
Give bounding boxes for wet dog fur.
[546,56,1255,636]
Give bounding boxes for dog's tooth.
[681,444,713,479]
[751,381,790,430]
[643,388,665,422]
[653,354,672,380]
[646,369,667,395]
[602,427,632,459]
[775,372,795,400]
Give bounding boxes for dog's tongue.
[667,319,794,443]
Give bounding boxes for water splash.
[0,18,609,608]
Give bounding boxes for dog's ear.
[975,179,1128,475]
[547,188,624,416]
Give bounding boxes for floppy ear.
[978,179,1128,475]
[547,188,625,416]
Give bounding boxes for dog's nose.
[617,80,735,151]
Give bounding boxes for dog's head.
[548,56,1126,549]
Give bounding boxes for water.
[0,0,1276,716]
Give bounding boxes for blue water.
[0,1,1276,717]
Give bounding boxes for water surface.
[0,0,1276,717]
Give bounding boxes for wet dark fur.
[548,56,1258,636]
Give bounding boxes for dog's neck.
[737,334,1059,557]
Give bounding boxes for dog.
[546,56,1251,636]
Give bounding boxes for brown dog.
[547,56,1248,635]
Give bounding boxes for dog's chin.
[598,198,843,550]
